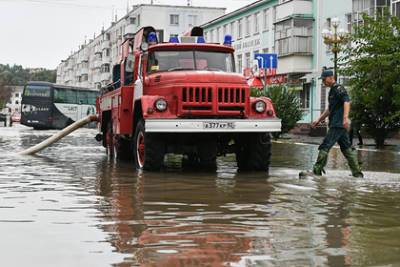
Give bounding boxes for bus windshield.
[24,84,51,97]
[147,50,235,73]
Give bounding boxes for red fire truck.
[96,26,281,171]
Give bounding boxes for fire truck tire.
[132,120,164,171]
[235,133,271,172]
[114,137,132,160]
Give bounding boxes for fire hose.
[18,115,98,156]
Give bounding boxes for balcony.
[102,55,111,64]
[124,24,137,39]
[100,72,111,82]
[101,40,111,50]
[276,0,313,22]
[92,60,102,69]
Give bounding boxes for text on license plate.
[203,122,236,129]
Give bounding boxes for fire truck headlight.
[254,101,266,113]
[155,99,168,112]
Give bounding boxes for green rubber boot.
[342,148,364,178]
[313,149,329,176]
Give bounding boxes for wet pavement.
[0,125,400,267]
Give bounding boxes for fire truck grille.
[217,87,246,112]
[218,88,246,104]
[182,87,213,111]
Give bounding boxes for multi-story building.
[202,0,317,123]
[57,4,225,89]
[5,85,24,115]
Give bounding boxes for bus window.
[54,88,77,104]
[87,91,97,105]
[77,91,88,104]
[24,85,51,97]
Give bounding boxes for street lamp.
[322,17,349,81]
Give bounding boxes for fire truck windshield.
[147,50,235,73]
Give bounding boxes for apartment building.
[56,4,225,89]
[202,0,315,122]
[5,86,23,115]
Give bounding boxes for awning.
[247,77,263,89]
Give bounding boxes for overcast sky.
[0,0,254,69]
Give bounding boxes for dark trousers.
[319,127,352,152]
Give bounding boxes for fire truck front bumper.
[145,119,282,133]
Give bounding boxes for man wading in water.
[306,69,363,178]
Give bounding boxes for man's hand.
[311,120,320,129]
[343,117,349,130]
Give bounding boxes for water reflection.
[1,126,400,266]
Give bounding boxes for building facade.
[5,85,24,115]
[203,0,352,123]
[56,4,225,89]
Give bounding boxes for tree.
[251,85,303,138]
[0,82,12,109]
[340,11,400,147]
[0,64,56,86]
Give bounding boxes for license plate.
[203,122,236,129]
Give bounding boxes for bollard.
[18,115,98,156]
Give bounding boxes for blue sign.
[255,53,278,69]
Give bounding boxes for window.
[275,18,313,56]
[216,27,221,42]
[210,30,214,42]
[300,84,310,109]
[254,12,260,33]
[15,100,19,105]
[54,88,77,104]
[23,85,51,97]
[237,54,243,73]
[15,93,19,97]
[102,64,110,73]
[147,50,235,73]
[263,48,269,53]
[245,16,251,36]
[170,14,179,25]
[230,22,235,38]
[77,91,97,105]
[245,52,251,68]
[393,0,400,18]
[188,15,197,27]
[238,19,243,38]
[129,17,136,24]
[137,15,141,27]
[263,9,269,30]
[345,14,352,32]
[223,24,227,37]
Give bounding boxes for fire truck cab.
[97,26,281,171]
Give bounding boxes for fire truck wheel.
[235,133,271,172]
[132,120,164,171]
[114,136,132,160]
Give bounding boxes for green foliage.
[251,85,303,138]
[339,11,400,147]
[0,64,56,86]
[0,64,56,107]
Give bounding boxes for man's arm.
[343,101,351,130]
[312,109,330,128]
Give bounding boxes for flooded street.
[1,125,400,267]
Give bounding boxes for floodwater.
[0,125,400,267]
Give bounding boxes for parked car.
[11,112,21,123]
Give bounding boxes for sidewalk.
[278,133,400,148]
